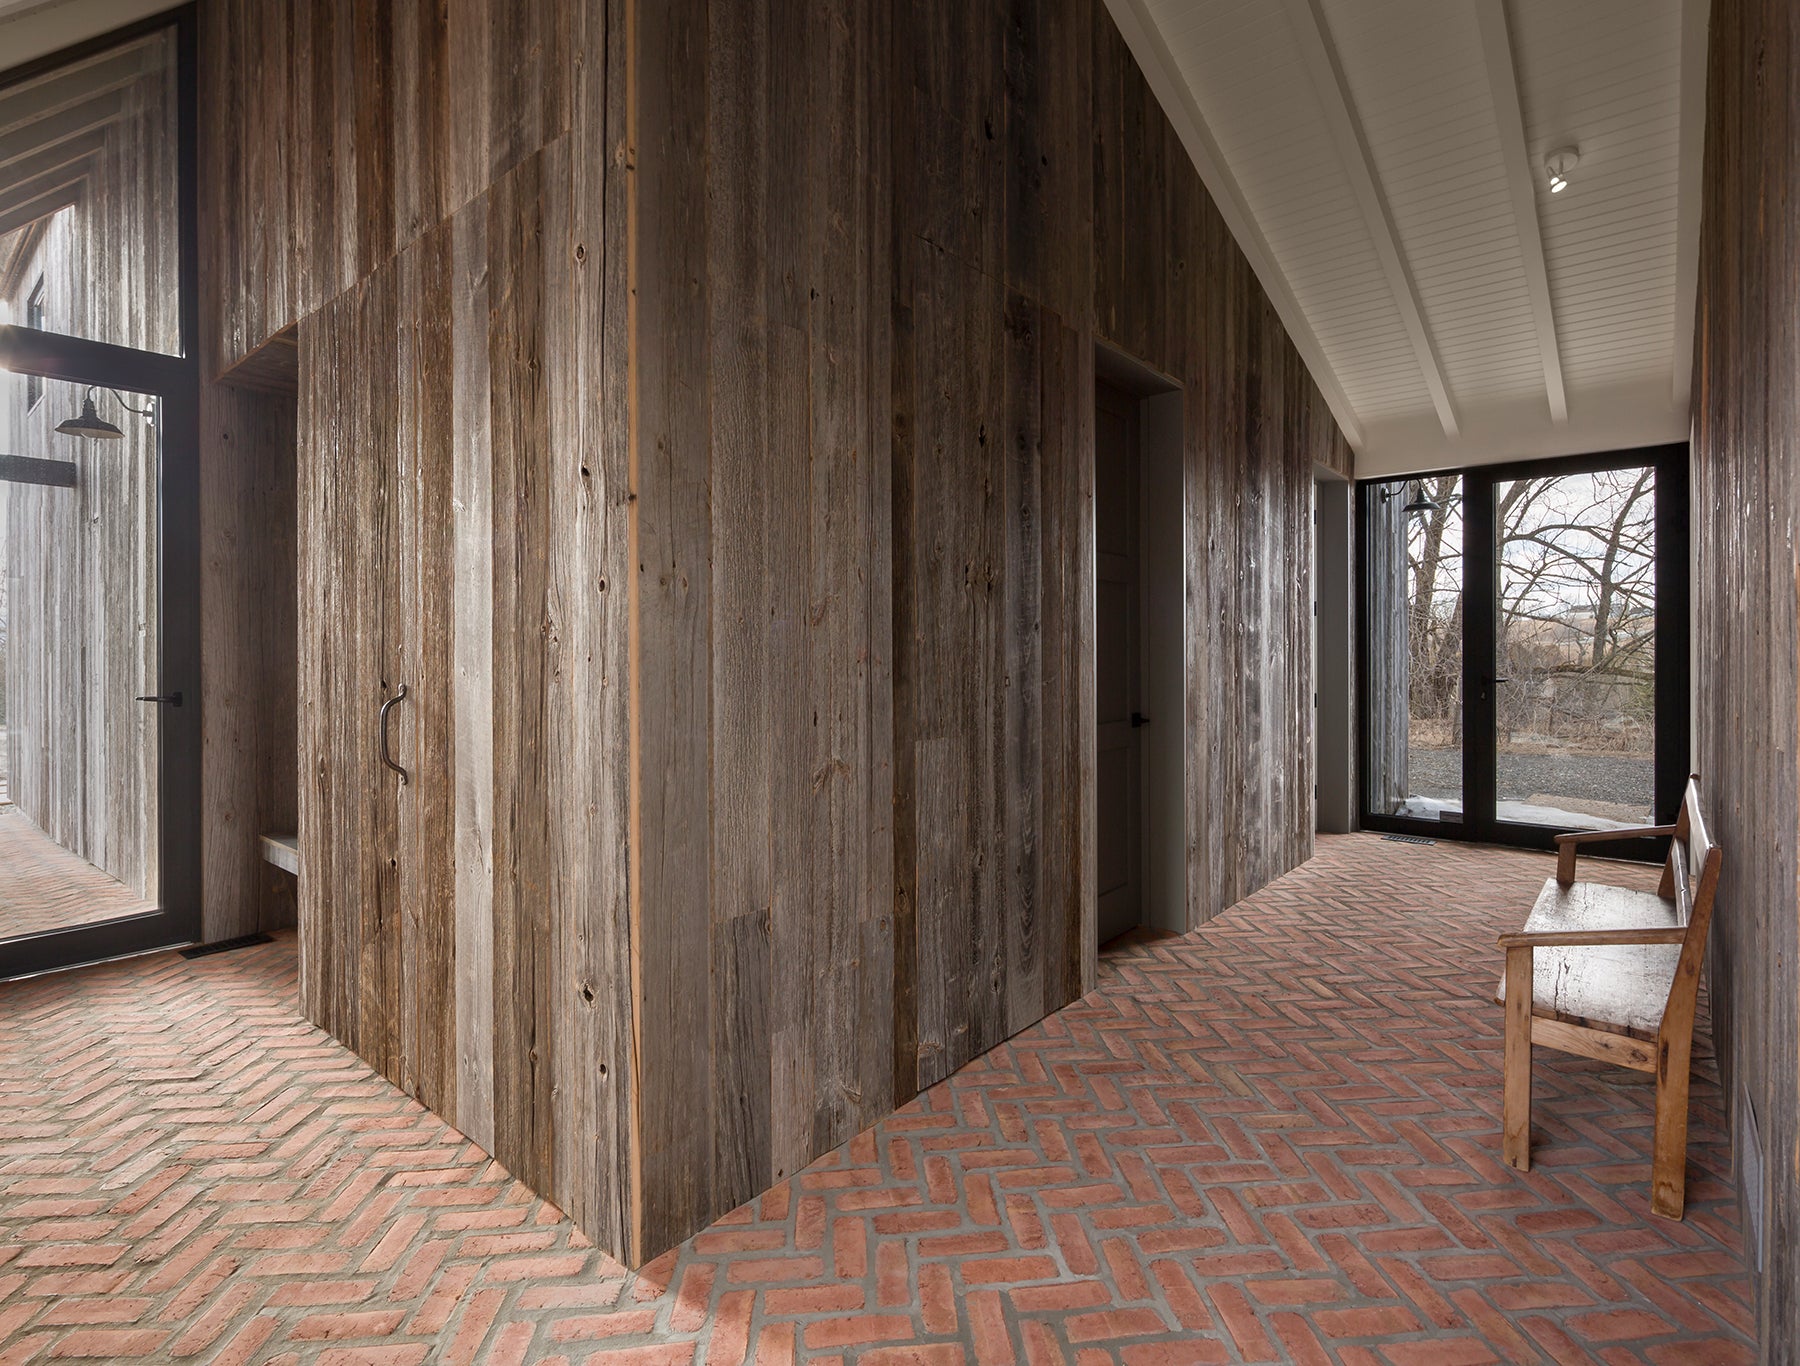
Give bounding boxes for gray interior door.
[1095,382,1142,945]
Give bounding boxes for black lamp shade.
[56,395,125,441]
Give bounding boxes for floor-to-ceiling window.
[1358,445,1688,854]
[0,11,200,977]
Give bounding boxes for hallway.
[0,835,1752,1363]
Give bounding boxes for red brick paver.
[0,836,1755,1362]
[0,810,158,939]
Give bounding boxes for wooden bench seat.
[1496,775,1721,1219]
[1493,880,1682,1041]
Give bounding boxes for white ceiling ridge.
[1278,0,1460,440]
[1669,0,1708,415]
[1473,0,1568,425]
[1101,0,1366,452]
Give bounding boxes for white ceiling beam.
[0,46,142,138]
[1279,0,1459,439]
[1474,0,1567,424]
[0,178,80,238]
[1670,0,1709,416]
[1100,0,1365,452]
[0,160,92,223]
[0,126,104,188]
[0,89,122,169]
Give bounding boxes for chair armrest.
[1555,824,1677,884]
[1497,927,1688,949]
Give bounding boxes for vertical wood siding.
[201,0,574,374]
[627,0,1351,1257]
[1691,0,1800,1345]
[214,0,1349,1266]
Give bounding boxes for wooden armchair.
[1496,775,1721,1218]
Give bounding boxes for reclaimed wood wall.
[628,0,1351,1256]
[1690,0,1800,1343]
[201,0,577,374]
[292,127,633,1252]
[205,0,1347,1265]
[197,372,298,941]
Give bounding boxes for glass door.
[1489,467,1658,831]
[0,12,200,977]
[1359,446,1687,853]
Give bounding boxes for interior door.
[296,258,457,1110]
[297,288,401,1065]
[1094,383,1142,943]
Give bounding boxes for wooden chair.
[1495,775,1721,1218]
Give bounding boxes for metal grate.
[1381,833,1438,846]
[181,932,274,960]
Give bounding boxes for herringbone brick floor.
[0,835,1755,1363]
[0,810,158,940]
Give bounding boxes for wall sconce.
[1380,481,1440,515]
[55,386,155,441]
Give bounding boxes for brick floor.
[0,835,1756,1363]
[0,809,158,941]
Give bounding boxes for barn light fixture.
[1545,146,1580,194]
[1380,481,1440,516]
[55,386,154,441]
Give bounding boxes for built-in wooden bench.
[1495,775,1721,1218]
[260,833,299,877]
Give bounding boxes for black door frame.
[0,7,201,978]
[1357,443,1689,859]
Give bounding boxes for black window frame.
[1356,443,1690,861]
[0,6,202,979]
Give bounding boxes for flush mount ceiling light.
[1545,145,1581,194]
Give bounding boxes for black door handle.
[135,692,182,706]
[1131,712,1151,728]
[380,684,410,785]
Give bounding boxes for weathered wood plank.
[1692,0,1800,1334]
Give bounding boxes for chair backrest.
[1661,774,1722,1037]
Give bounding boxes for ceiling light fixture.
[1545,146,1580,194]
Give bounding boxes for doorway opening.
[1357,444,1689,854]
[1093,346,1184,951]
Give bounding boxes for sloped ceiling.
[1107,0,1707,475]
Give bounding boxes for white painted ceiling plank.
[1104,0,1366,450]
[1279,0,1460,438]
[1474,0,1567,424]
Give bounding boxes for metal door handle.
[135,691,182,706]
[379,684,409,784]
[1131,712,1151,728]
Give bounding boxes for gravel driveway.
[1407,746,1654,809]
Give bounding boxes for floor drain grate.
[181,933,274,960]
[1381,833,1438,846]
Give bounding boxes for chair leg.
[1503,946,1533,1171]
[1651,1033,1693,1219]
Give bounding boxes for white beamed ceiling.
[1115,0,1703,475]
